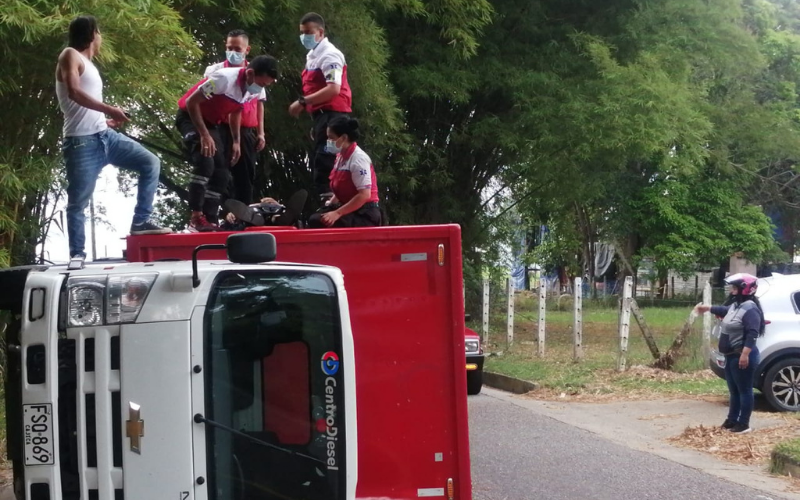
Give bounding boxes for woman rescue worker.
[308,116,381,228]
[695,273,765,434]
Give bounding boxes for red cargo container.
[127,224,472,500]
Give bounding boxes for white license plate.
[24,404,55,466]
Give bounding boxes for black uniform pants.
[311,110,348,197]
[308,203,381,228]
[176,109,230,217]
[225,126,258,204]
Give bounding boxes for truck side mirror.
[227,233,277,264]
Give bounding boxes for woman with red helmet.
[696,273,765,434]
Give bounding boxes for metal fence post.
[507,278,515,345]
[573,277,583,360]
[538,277,546,356]
[482,278,490,346]
[618,276,633,371]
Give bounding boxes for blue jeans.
[63,129,160,257]
[724,348,760,426]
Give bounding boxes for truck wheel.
[763,357,800,412]
[467,369,483,395]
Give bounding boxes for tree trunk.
[656,267,668,300]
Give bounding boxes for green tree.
[0,0,198,265]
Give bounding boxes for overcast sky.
[43,168,137,263]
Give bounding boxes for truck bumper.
[466,354,485,372]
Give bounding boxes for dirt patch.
[521,365,726,403]
[667,419,800,466]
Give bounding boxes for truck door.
[198,270,349,500]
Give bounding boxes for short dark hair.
[300,12,325,29]
[328,116,360,142]
[248,55,279,79]
[68,15,99,50]
[227,29,249,41]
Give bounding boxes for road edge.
[482,371,538,394]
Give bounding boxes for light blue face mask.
[226,50,246,66]
[325,139,341,154]
[300,34,319,50]
[247,82,263,96]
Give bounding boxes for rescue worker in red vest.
[176,55,278,232]
[308,117,381,228]
[288,12,353,201]
[204,29,266,206]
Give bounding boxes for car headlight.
[67,274,158,327]
[465,340,480,354]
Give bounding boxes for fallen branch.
[652,304,700,370]
[631,299,660,360]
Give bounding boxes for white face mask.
[325,139,342,154]
[226,50,246,66]
[300,33,319,50]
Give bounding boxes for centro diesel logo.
[322,351,340,471]
[321,351,340,376]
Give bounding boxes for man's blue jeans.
[724,347,760,427]
[63,129,160,257]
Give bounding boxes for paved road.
[469,390,790,500]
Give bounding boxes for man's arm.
[290,57,344,116]
[186,88,216,157]
[228,108,243,165]
[57,48,127,122]
[303,83,341,107]
[256,101,266,151]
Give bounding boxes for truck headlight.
[465,340,480,354]
[68,278,105,327]
[67,274,157,327]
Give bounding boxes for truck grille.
[59,330,123,500]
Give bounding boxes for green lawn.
[477,294,725,396]
[772,437,800,475]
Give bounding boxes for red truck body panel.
[126,225,472,500]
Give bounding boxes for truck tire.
[467,369,483,395]
[763,357,800,412]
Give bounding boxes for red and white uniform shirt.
[302,37,352,113]
[204,61,265,128]
[178,67,264,125]
[330,143,379,205]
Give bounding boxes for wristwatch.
[298,96,307,106]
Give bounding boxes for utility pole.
[89,195,97,262]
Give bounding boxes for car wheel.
[467,369,483,396]
[763,357,800,412]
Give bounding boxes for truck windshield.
[205,271,345,500]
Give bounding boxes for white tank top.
[56,52,107,137]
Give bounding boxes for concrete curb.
[771,450,800,478]
[483,371,539,395]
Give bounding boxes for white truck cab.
[3,233,358,500]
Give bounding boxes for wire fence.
[467,276,727,372]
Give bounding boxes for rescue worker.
[204,29,266,206]
[176,55,278,232]
[308,117,381,228]
[288,12,353,201]
[56,15,171,263]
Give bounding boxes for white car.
[709,273,800,412]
